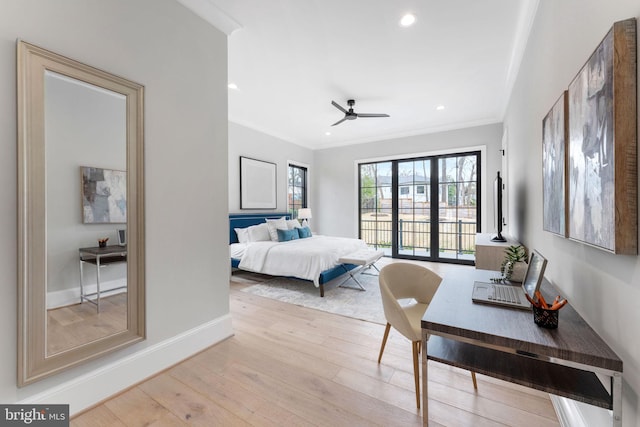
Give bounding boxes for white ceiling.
[182,0,539,150]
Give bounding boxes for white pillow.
[266,217,287,241]
[286,219,301,229]
[235,227,249,244]
[247,223,271,242]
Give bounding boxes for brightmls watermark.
[1,405,68,426]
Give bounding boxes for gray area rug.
[240,271,387,325]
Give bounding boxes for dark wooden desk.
[421,268,622,426]
[79,245,127,312]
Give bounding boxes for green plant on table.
[491,245,527,283]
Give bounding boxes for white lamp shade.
[298,208,312,219]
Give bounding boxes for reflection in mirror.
[45,71,128,356]
[17,40,145,386]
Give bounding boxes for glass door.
[359,162,393,255]
[359,151,479,264]
[437,154,478,262]
[396,159,431,257]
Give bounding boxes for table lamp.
[298,208,312,227]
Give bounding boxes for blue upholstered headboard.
[229,213,291,244]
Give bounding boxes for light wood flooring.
[72,263,560,426]
[47,293,127,355]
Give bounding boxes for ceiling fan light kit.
[330,99,389,126]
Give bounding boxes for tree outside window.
[288,164,307,218]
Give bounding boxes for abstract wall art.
[543,91,568,237]
[81,166,127,224]
[567,18,637,254]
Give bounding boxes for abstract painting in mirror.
[17,40,145,385]
[81,166,127,224]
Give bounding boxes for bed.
[229,213,367,296]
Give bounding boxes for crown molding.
[176,0,242,35]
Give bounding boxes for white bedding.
[236,235,368,286]
[230,243,247,259]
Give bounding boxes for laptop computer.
[472,249,548,310]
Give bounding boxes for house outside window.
[288,163,307,219]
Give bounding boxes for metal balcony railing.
[360,219,477,256]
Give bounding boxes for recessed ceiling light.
[400,13,416,27]
[436,105,445,111]
[228,83,238,90]
[325,131,332,136]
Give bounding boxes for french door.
[359,151,480,264]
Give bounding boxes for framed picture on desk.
[117,229,126,246]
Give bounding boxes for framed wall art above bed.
[240,156,277,209]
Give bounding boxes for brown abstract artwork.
[567,18,637,254]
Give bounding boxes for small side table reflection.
[78,245,127,312]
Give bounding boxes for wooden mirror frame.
[17,40,145,386]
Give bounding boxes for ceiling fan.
[331,99,390,126]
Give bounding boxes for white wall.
[313,123,503,237]
[228,121,314,213]
[504,1,640,425]
[1,0,230,414]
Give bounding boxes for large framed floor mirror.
[17,40,145,386]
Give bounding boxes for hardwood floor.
[47,293,127,355]
[72,266,560,426]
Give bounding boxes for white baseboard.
[551,395,612,427]
[19,314,234,415]
[47,279,127,309]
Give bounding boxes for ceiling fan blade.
[357,113,390,118]
[331,100,348,114]
[331,117,348,126]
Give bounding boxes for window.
[288,164,307,218]
[358,151,480,264]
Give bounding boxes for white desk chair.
[377,262,477,408]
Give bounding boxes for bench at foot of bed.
[317,262,360,297]
[337,249,384,291]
